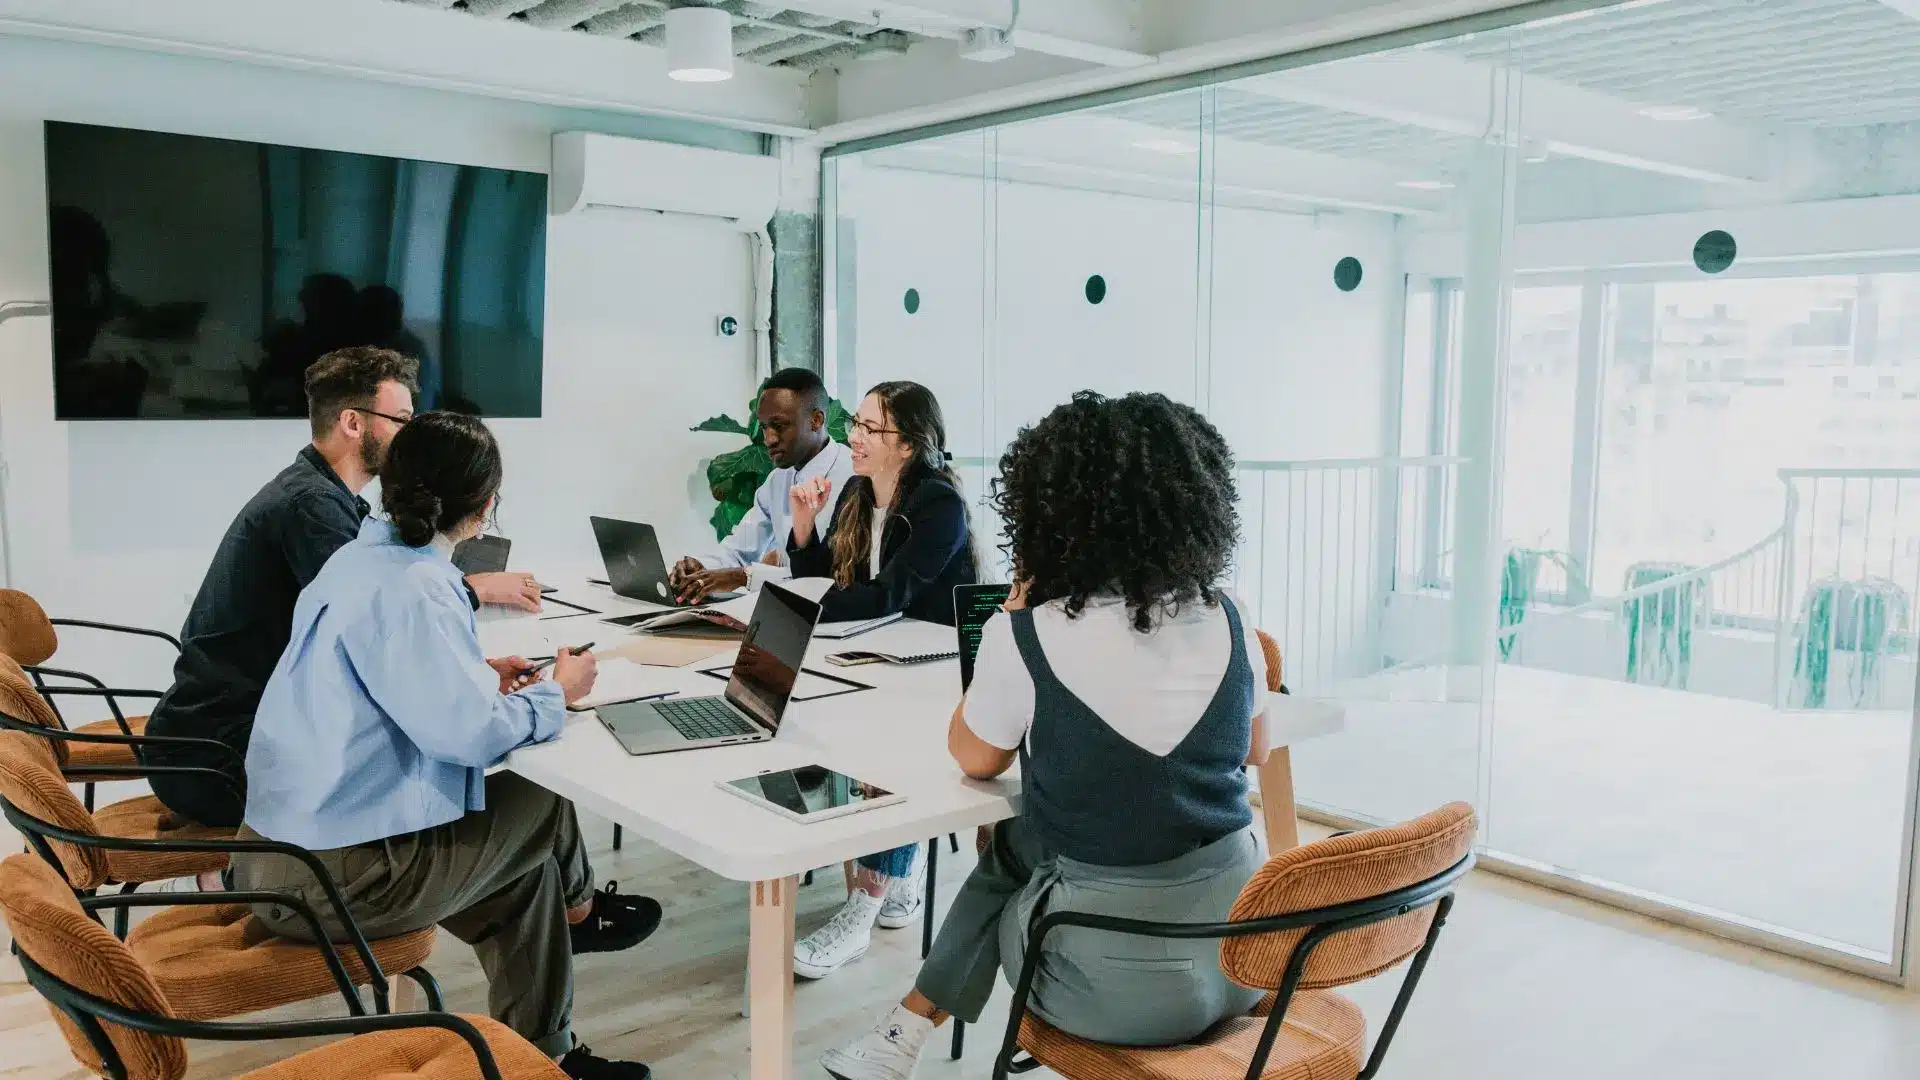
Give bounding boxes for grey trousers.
[916,818,1265,1047]
[231,772,595,1058]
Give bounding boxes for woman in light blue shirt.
[230,412,657,1080]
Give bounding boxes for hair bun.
[387,483,443,548]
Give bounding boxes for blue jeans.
[858,842,918,877]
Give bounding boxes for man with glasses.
[146,347,542,834]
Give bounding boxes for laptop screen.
[452,535,511,576]
[725,584,822,731]
[954,584,1012,690]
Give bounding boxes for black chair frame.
[991,853,1475,1080]
[22,613,181,728]
[1,795,434,1017]
[1,698,234,813]
[14,947,486,1080]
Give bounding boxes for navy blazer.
[788,460,977,626]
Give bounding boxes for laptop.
[597,582,822,755]
[589,516,740,606]
[954,583,1013,690]
[451,535,557,593]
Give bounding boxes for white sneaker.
[794,891,882,979]
[820,1005,934,1080]
[876,847,926,930]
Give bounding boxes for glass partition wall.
[823,0,1920,981]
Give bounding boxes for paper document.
[814,612,905,640]
[569,658,704,711]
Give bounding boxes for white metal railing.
[953,454,1465,696]
[1496,467,1920,708]
[954,453,1920,708]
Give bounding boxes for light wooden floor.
[8,815,1920,1080]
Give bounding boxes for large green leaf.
[825,397,853,443]
[694,389,855,540]
[691,413,752,436]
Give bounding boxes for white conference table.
[478,578,1343,1080]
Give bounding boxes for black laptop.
[954,583,1013,690]
[590,516,740,606]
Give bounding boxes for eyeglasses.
[352,407,414,426]
[849,418,901,439]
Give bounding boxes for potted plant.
[1499,546,1578,661]
[690,389,851,541]
[1793,576,1909,708]
[1622,561,1705,689]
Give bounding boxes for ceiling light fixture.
[1396,178,1455,191]
[1131,137,1198,155]
[666,4,734,83]
[1637,104,1712,122]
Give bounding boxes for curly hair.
[991,391,1238,633]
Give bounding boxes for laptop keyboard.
[656,697,758,740]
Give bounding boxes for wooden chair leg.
[388,972,426,1012]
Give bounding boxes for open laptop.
[954,583,1013,690]
[597,582,822,756]
[590,516,742,606]
[451,535,557,593]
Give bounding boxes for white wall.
[846,164,1403,461]
[840,162,1405,656]
[0,32,767,684]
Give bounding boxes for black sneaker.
[569,881,663,955]
[559,1044,651,1080]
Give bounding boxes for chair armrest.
[14,950,501,1080]
[32,684,163,739]
[65,763,243,803]
[80,890,367,1014]
[0,710,242,772]
[2,800,392,1008]
[48,618,183,653]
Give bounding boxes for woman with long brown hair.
[787,379,978,625]
[785,380,978,978]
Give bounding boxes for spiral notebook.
[827,648,959,667]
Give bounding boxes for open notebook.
[565,658,703,711]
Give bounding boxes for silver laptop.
[597,583,822,756]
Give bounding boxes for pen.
[521,642,595,676]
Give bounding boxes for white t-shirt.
[869,506,886,577]
[963,594,1268,755]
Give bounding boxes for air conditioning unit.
[550,132,780,231]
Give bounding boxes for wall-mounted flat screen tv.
[44,121,546,420]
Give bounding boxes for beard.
[358,429,390,477]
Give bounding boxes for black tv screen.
[44,121,546,420]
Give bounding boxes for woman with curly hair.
[820,392,1273,1080]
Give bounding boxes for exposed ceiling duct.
[393,0,920,72]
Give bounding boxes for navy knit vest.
[1010,596,1255,867]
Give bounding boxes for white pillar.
[1446,83,1521,700]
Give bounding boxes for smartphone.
[825,651,889,667]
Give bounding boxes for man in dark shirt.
[146,347,545,829]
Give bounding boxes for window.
[1591,274,1920,610]
[1503,286,1584,597]
[1395,267,1920,616]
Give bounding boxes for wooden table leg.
[1258,746,1301,851]
[749,875,798,1080]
